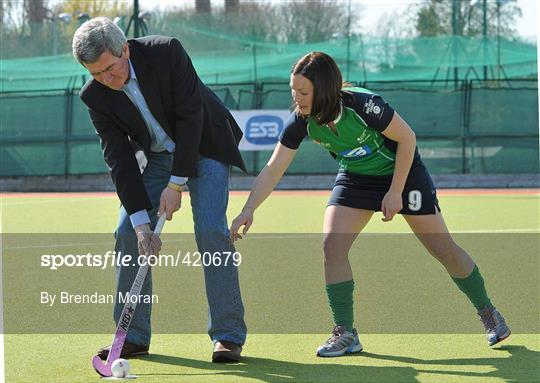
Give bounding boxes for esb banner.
[231,110,292,151]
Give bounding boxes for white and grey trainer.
[478,306,511,346]
[316,325,363,357]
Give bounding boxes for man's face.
[83,44,130,90]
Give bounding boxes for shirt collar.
[333,102,343,124]
[122,60,137,92]
[127,59,137,82]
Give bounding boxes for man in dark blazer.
[73,17,246,363]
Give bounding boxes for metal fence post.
[461,80,473,174]
[252,81,264,175]
[64,88,74,177]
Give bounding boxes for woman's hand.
[230,207,254,241]
[381,190,402,222]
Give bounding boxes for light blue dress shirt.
[122,59,187,227]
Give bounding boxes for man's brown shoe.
[212,341,242,363]
[97,341,149,361]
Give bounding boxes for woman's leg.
[404,210,510,345]
[317,205,373,357]
[403,209,474,278]
[323,205,373,284]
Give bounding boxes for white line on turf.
[3,228,538,250]
[0,197,114,206]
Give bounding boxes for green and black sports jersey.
[279,87,422,176]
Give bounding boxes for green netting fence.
[1,16,538,177]
[1,10,538,90]
[1,35,536,92]
[1,80,537,177]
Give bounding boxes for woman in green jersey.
[230,52,510,357]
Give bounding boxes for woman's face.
[290,74,314,115]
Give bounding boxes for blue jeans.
[113,152,247,346]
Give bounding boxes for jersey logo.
[314,140,331,148]
[339,145,372,159]
[364,99,382,116]
[356,130,371,144]
[245,115,283,145]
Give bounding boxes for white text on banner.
[231,110,292,151]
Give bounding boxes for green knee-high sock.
[452,265,492,310]
[326,280,355,331]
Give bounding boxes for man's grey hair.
[72,17,127,64]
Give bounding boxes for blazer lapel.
[129,42,173,138]
[104,87,148,136]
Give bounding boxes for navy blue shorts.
[328,164,440,215]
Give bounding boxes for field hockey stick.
[92,214,166,377]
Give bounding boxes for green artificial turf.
[1,191,538,382]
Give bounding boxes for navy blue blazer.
[80,36,246,215]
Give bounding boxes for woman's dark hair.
[291,52,343,125]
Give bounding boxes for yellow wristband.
[167,182,183,192]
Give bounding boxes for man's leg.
[112,153,171,348]
[187,157,247,348]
